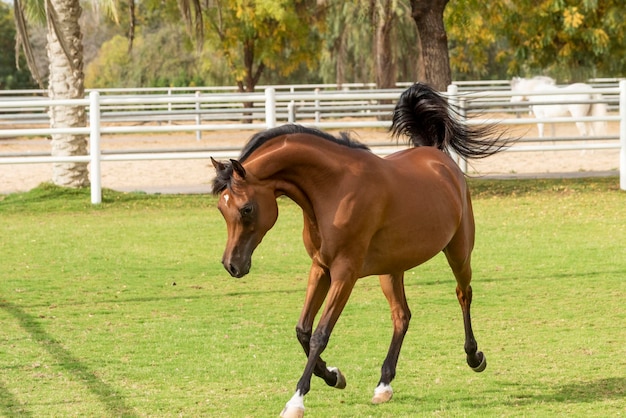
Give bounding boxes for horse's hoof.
[280,405,304,418]
[371,384,393,404]
[470,351,487,373]
[328,367,347,389]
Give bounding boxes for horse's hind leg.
[373,272,411,404]
[453,271,487,372]
[443,214,487,373]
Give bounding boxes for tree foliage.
[85,27,217,88]
[11,0,626,91]
[0,2,38,89]
[505,0,625,81]
[446,0,626,82]
[445,0,507,80]
[202,0,323,92]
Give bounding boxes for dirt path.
[0,122,621,194]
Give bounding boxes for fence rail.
[1,81,625,203]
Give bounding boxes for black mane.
[212,124,369,194]
[240,124,369,162]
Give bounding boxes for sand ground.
[0,120,621,194]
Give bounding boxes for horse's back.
[384,146,466,192]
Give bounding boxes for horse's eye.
[240,204,254,218]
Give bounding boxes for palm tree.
[15,0,89,187]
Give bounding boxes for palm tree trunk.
[47,0,89,187]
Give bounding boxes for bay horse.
[211,83,510,417]
[510,77,607,138]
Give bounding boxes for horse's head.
[511,76,556,103]
[211,158,279,278]
[510,77,529,103]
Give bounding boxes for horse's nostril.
[228,263,239,277]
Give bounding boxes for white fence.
[1,81,625,203]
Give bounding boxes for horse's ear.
[211,157,227,173]
[230,159,246,179]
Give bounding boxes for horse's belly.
[533,104,572,118]
[359,208,460,277]
[360,243,445,277]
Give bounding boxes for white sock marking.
[285,390,305,410]
[374,382,393,395]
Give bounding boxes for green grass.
[0,179,625,417]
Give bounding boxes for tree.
[371,0,397,90]
[317,1,418,87]
[14,0,90,187]
[318,1,373,86]
[199,0,323,93]
[46,0,90,187]
[409,0,451,90]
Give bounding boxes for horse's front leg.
[536,122,545,138]
[575,121,589,137]
[294,264,345,388]
[281,266,357,418]
[372,272,411,404]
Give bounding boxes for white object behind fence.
[0,82,625,204]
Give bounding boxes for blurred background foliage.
[2,0,625,90]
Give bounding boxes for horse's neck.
[247,137,351,217]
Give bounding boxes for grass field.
[0,178,625,417]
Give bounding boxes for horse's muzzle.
[223,258,250,278]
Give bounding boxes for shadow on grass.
[0,379,32,417]
[0,300,137,417]
[224,288,302,297]
[24,294,205,310]
[499,377,626,407]
[542,377,626,403]
[387,377,626,412]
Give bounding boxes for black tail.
[390,83,512,159]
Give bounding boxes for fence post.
[446,84,466,173]
[314,88,321,123]
[89,91,102,204]
[265,87,276,128]
[168,88,172,125]
[288,101,295,123]
[619,80,626,190]
[195,91,202,140]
